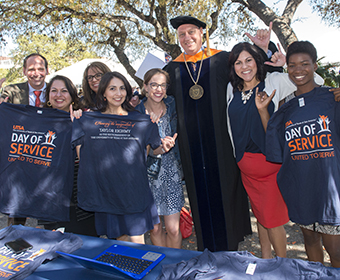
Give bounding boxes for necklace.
[145,102,165,115]
[183,51,205,100]
[241,89,253,104]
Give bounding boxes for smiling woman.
[81,61,111,109]
[135,68,184,249]
[72,71,178,244]
[227,42,292,259]
[40,74,97,236]
[266,41,340,268]
[43,75,81,112]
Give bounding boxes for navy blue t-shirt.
[228,81,274,162]
[158,249,340,279]
[0,225,82,280]
[0,103,75,222]
[266,87,340,225]
[71,110,161,215]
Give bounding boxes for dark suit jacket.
[1,82,29,105]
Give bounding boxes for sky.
[211,0,340,64]
[253,0,340,64]
[1,0,339,64]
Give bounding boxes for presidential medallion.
[189,84,204,100]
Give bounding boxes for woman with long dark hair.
[227,42,293,258]
[73,72,177,243]
[81,61,111,109]
[41,75,97,236]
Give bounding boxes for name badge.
[246,263,257,275]
[298,97,305,107]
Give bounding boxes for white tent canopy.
[46,58,138,88]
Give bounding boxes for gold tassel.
[206,27,211,57]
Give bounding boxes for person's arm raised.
[153,133,178,155]
[245,22,273,54]
[255,88,276,132]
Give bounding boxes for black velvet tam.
[170,16,206,29]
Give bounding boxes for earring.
[145,92,149,98]
[104,97,107,101]
[47,101,52,107]
[71,102,74,105]
[164,94,168,99]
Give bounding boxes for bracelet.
[161,148,165,154]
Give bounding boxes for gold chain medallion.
[189,84,204,100]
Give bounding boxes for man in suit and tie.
[0,53,49,225]
[0,53,49,106]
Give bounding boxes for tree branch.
[282,0,304,24]
[231,0,301,50]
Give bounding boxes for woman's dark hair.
[82,61,111,109]
[96,71,135,112]
[141,68,170,97]
[44,75,81,110]
[286,41,317,64]
[228,42,266,91]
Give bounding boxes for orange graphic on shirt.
[8,129,57,167]
[42,131,57,146]
[47,131,55,143]
[317,115,331,133]
[285,120,292,128]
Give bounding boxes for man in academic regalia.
[164,16,279,251]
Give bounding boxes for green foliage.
[5,32,99,83]
[0,0,336,82]
[316,58,340,87]
[310,0,340,28]
[0,69,10,85]
[0,0,257,60]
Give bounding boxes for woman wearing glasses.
[136,68,184,249]
[82,62,111,109]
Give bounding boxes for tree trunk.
[232,0,303,50]
[112,44,143,87]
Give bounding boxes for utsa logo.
[13,125,24,130]
[42,131,57,147]
[317,115,331,133]
[285,120,292,128]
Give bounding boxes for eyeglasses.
[148,83,169,90]
[87,73,103,81]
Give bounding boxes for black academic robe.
[164,49,251,251]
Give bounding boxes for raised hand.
[245,22,272,53]
[69,104,83,122]
[255,87,276,111]
[161,133,178,153]
[145,108,163,124]
[255,88,276,132]
[265,43,286,67]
